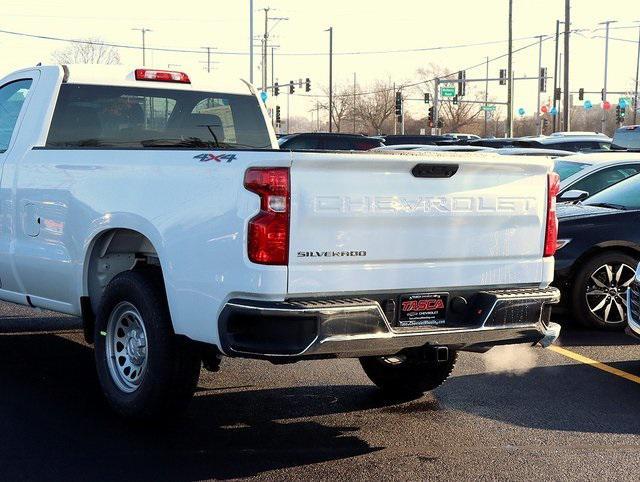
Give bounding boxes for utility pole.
[262,8,270,92]
[202,46,217,73]
[506,0,513,137]
[484,56,489,137]
[326,27,334,133]
[562,0,570,132]
[558,52,563,131]
[393,82,397,135]
[271,47,275,89]
[353,72,357,133]
[536,35,544,135]
[634,21,640,125]
[600,20,617,134]
[433,78,440,135]
[249,0,254,83]
[132,28,151,65]
[552,20,561,132]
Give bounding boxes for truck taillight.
[244,167,290,265]
[544,172,560,257]
[134,69,191,84]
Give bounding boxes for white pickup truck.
[0,65,561,419]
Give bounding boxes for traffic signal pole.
[600,20,617,134]
[634,22,640,125]
[552,20,561,132]
[536,35,544,135]
[563,0,570,133]
[433,78,440,135]
[506,0,513,137]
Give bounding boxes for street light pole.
[484,56,489,137]
[249,0,254,84]
[600,20,617,134]
[328,28,334,133]
[506,0,513,137]
[353,72,357,134]
[634,21,640,125]
[562,0,570,133]
[536,35,544,136]
[132,28,151,65]
[552,20,561,132]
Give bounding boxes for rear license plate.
[398,293,448,327]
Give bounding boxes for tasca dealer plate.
[398,293,448,327]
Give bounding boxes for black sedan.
[554,174,640,330]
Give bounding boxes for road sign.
[440,86,456,97]
[480,105,496,112]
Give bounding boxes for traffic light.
[543,118,549,129]
[457,70,466,97]
[424,92,430,104]
[578,88,584,101]
[616,105,626,123]
[452,95,458,105]
[499,69,507,86]
[305,78,311,92]
[601,88,605,101]
[275,105,281,125]
[554,87,561,101]
[437,119,444,128]
[289,81,295,94]
[427,106,434,127]
[539,67,547,93]
[274,82,280,96]
[395,91,403,120]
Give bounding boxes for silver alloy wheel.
[105,301,149,393]
[585,263,635,324]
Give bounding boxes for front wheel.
[360,348,457,399]
[94,269,201,420]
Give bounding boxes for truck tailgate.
[287,151,553,295]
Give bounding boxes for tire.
[571,251,638,330]
[359,348,457,399]
[94,268,201,420]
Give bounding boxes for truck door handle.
[411,163,458,178]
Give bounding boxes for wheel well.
[569,244,640,281]
[82,229,162,343]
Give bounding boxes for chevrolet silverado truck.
[0,65,561,419]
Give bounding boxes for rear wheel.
[571,251,637,330]
[94,269,201,420]
[360,348,457,399]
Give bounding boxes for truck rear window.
[46,84,272,149]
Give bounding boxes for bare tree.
[415,64,483,133]
[318,86,354,133]
[52,38,121,65]
[355,81,395,134]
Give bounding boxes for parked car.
[414,145,495,152]
[0,64,561,420]
[626,264,640,340]
[382,134,453,145]
[554,174,640,329]
[612,125,640,151]
[554,153,640,202]
[469,138,529,149]
[550,131,610,139]
[525,135,612,153]
[278,132,383,150]
[444,133,481,141]
[372,144,431,151]
[496,148,573,157]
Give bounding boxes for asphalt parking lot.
[0,301,638,481]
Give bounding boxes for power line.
[0,27,563,57]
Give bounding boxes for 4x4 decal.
[194,153,237,163]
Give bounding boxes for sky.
[1,0,639,123]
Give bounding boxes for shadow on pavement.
[556,325,638,347]
[0,333,380,481]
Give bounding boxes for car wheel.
[359,348,457,400]
[94,268,201,420]
[571,251,638,330]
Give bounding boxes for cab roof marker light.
[134,69,191,84]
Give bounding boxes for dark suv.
[278,133,384,151]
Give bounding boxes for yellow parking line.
[549,345,640,385]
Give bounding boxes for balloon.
[518,108,526,116]
[603,101,612,110]
[541,105,549,113]
[584,100,593,110]
[550,107,558,116]
[260,91,268,102]
[619,99,628,108]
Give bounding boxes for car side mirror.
[558,189,589,203]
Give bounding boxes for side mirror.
[558,189,589,203]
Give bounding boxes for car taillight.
[244,167,290,265]
[134,69,191,84]
[544,172,560,257]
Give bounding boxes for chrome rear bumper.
[219,287,561,360]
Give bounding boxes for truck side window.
[0,79,33,153]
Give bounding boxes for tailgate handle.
[411,163,458,178]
